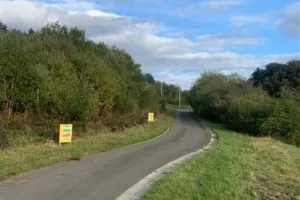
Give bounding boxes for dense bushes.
[260,100,300,146]
[0,22,174,148]
[190,72,252,121]
[160,83,181,105]
[190,64,300,147]
[225,90,274,135]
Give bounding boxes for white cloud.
[53,0,96,10]
[230,14,269,26]
[154,72,200,89]
[85,9,122,18]
[201,0,245,9]
[175,0,245,18]
[0,0,135,37]
[276,2,300,38]
[159,51,300,71]
[197,34,265,48]
[0,0,299,89]
[162,29,197,38]
[220,69,251,76]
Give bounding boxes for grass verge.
[0,110,175,180]
[144,120,300,200]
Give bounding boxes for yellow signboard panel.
[148,113,154,122]
[59,124,73,144]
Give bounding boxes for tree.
[28,28,35,35]
[251,60,300,97]
[144,73,155,84]
[181,90,190,105]
[0,21,7,31]
[190,72,251,121]
[0,22,164,148]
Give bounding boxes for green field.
[0,110,175,180]
[144,120,300,200]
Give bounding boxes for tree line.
[152,81,189,106]
[190,60,300,146]
[0,22,181,148]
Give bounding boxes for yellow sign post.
[59,124,73,144]
[148,113,154,122]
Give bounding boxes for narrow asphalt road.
[0,110,210,200]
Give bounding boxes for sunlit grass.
[144,120,300,200]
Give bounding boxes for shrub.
[0,127,9,149]
[225,90,274,135]
[260,99,300,146]
[0,22,174,148]
[159,98,167,112]
[190,72,252,121]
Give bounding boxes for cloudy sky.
[0,0,299,89]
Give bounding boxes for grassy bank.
[0,110,175,180]
[144,120,300,200]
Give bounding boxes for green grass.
[144,120,300,200]
[0,110,175,180]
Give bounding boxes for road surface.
[0,110,210,200]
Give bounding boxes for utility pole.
[179,89,181,108]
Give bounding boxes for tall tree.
[0,21,7,31]
[28,28,35,35]
[144,73,155,84]
[251,60,300,97]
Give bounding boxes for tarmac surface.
[0,110,210,200]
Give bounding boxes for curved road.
[0,110,210,200]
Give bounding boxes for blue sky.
[95,0,299,53]
[0,0,299,89]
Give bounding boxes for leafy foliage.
[260,99,300,146]
[181,90,190,105]
[163,83,181,105]
[153,82,183,106]
[0,21,7,31]
[0,22,176,147]
[225,90,274,135]
[251,60,300,97]
[190,72,252,121]
[190,63,300,146]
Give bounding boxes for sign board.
[59,124,73,144]
[148,113,154,122]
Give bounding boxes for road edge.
[0,122,172,183]
[127,127,170,147]
[115,116,218,200]
[127,110,176,147]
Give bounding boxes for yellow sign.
[148,113,154,122]
[59,124,73,144]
